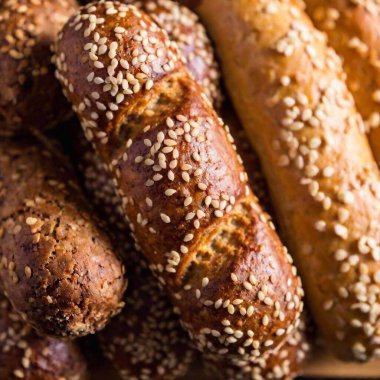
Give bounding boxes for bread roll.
[0,0,78,135]
[0,138,126,338]
[0,293,88,380]
[190,0,380,361]
[55,1,303,361]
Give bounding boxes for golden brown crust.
[55,1,303,361]
[303,0,380,166]
[192,0,380,361]
[0,0,78,136]
[0,293,88,380]
[0,138,126,338]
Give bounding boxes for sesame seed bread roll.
[205,318,310,380]
[0,293,88,380]
[0,0,78,136]
[188,0,380,361]
[55,1,303,361]
[0,138,126,338]
[63,9,223,376]
[302,1,380,167]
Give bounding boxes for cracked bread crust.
[0,293,88,380]
[55,1,303,360]
[0,0,78,136]
[0,138,126,338]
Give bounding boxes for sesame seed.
[160,214,171,224]
[165,189,176,196]
[184,197,193,207]
[26,217,37,226]
[24,266,32,278]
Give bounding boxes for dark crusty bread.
[63,6,223,376]
[303,0,380,167]
[189,0,380,362]
[0,0,78,136]
[0,293,88,380]
[55,1,303,361]
[0,137,126,338]
[205,318,310,380]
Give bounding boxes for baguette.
[55,1,303,361]
[0,0,78,136]
[64,6,223,377]
[0,138,126,338]
[0,293,88,380]
[302,0,380,166]
[189,0,380,361]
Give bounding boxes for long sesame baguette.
[55,1,303,361]
[0,293,88,380]
[0,0,78,136]
[302,0,380,167]
[0,138,126,338]
[188,0,380,362]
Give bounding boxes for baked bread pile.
[1,0,380,379]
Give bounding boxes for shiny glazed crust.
[55,1,303,361]
[191,0,380,361]
[0,138,126,338]
[0,0,78,136]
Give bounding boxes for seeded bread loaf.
[205,318,310,380]
[189,0,380,361]
[55,1,303,361]
[0,293,88,380]
[0,138,126,338]
[63,6,223,376]
[302,0,380,167]
[0,0,78,136]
